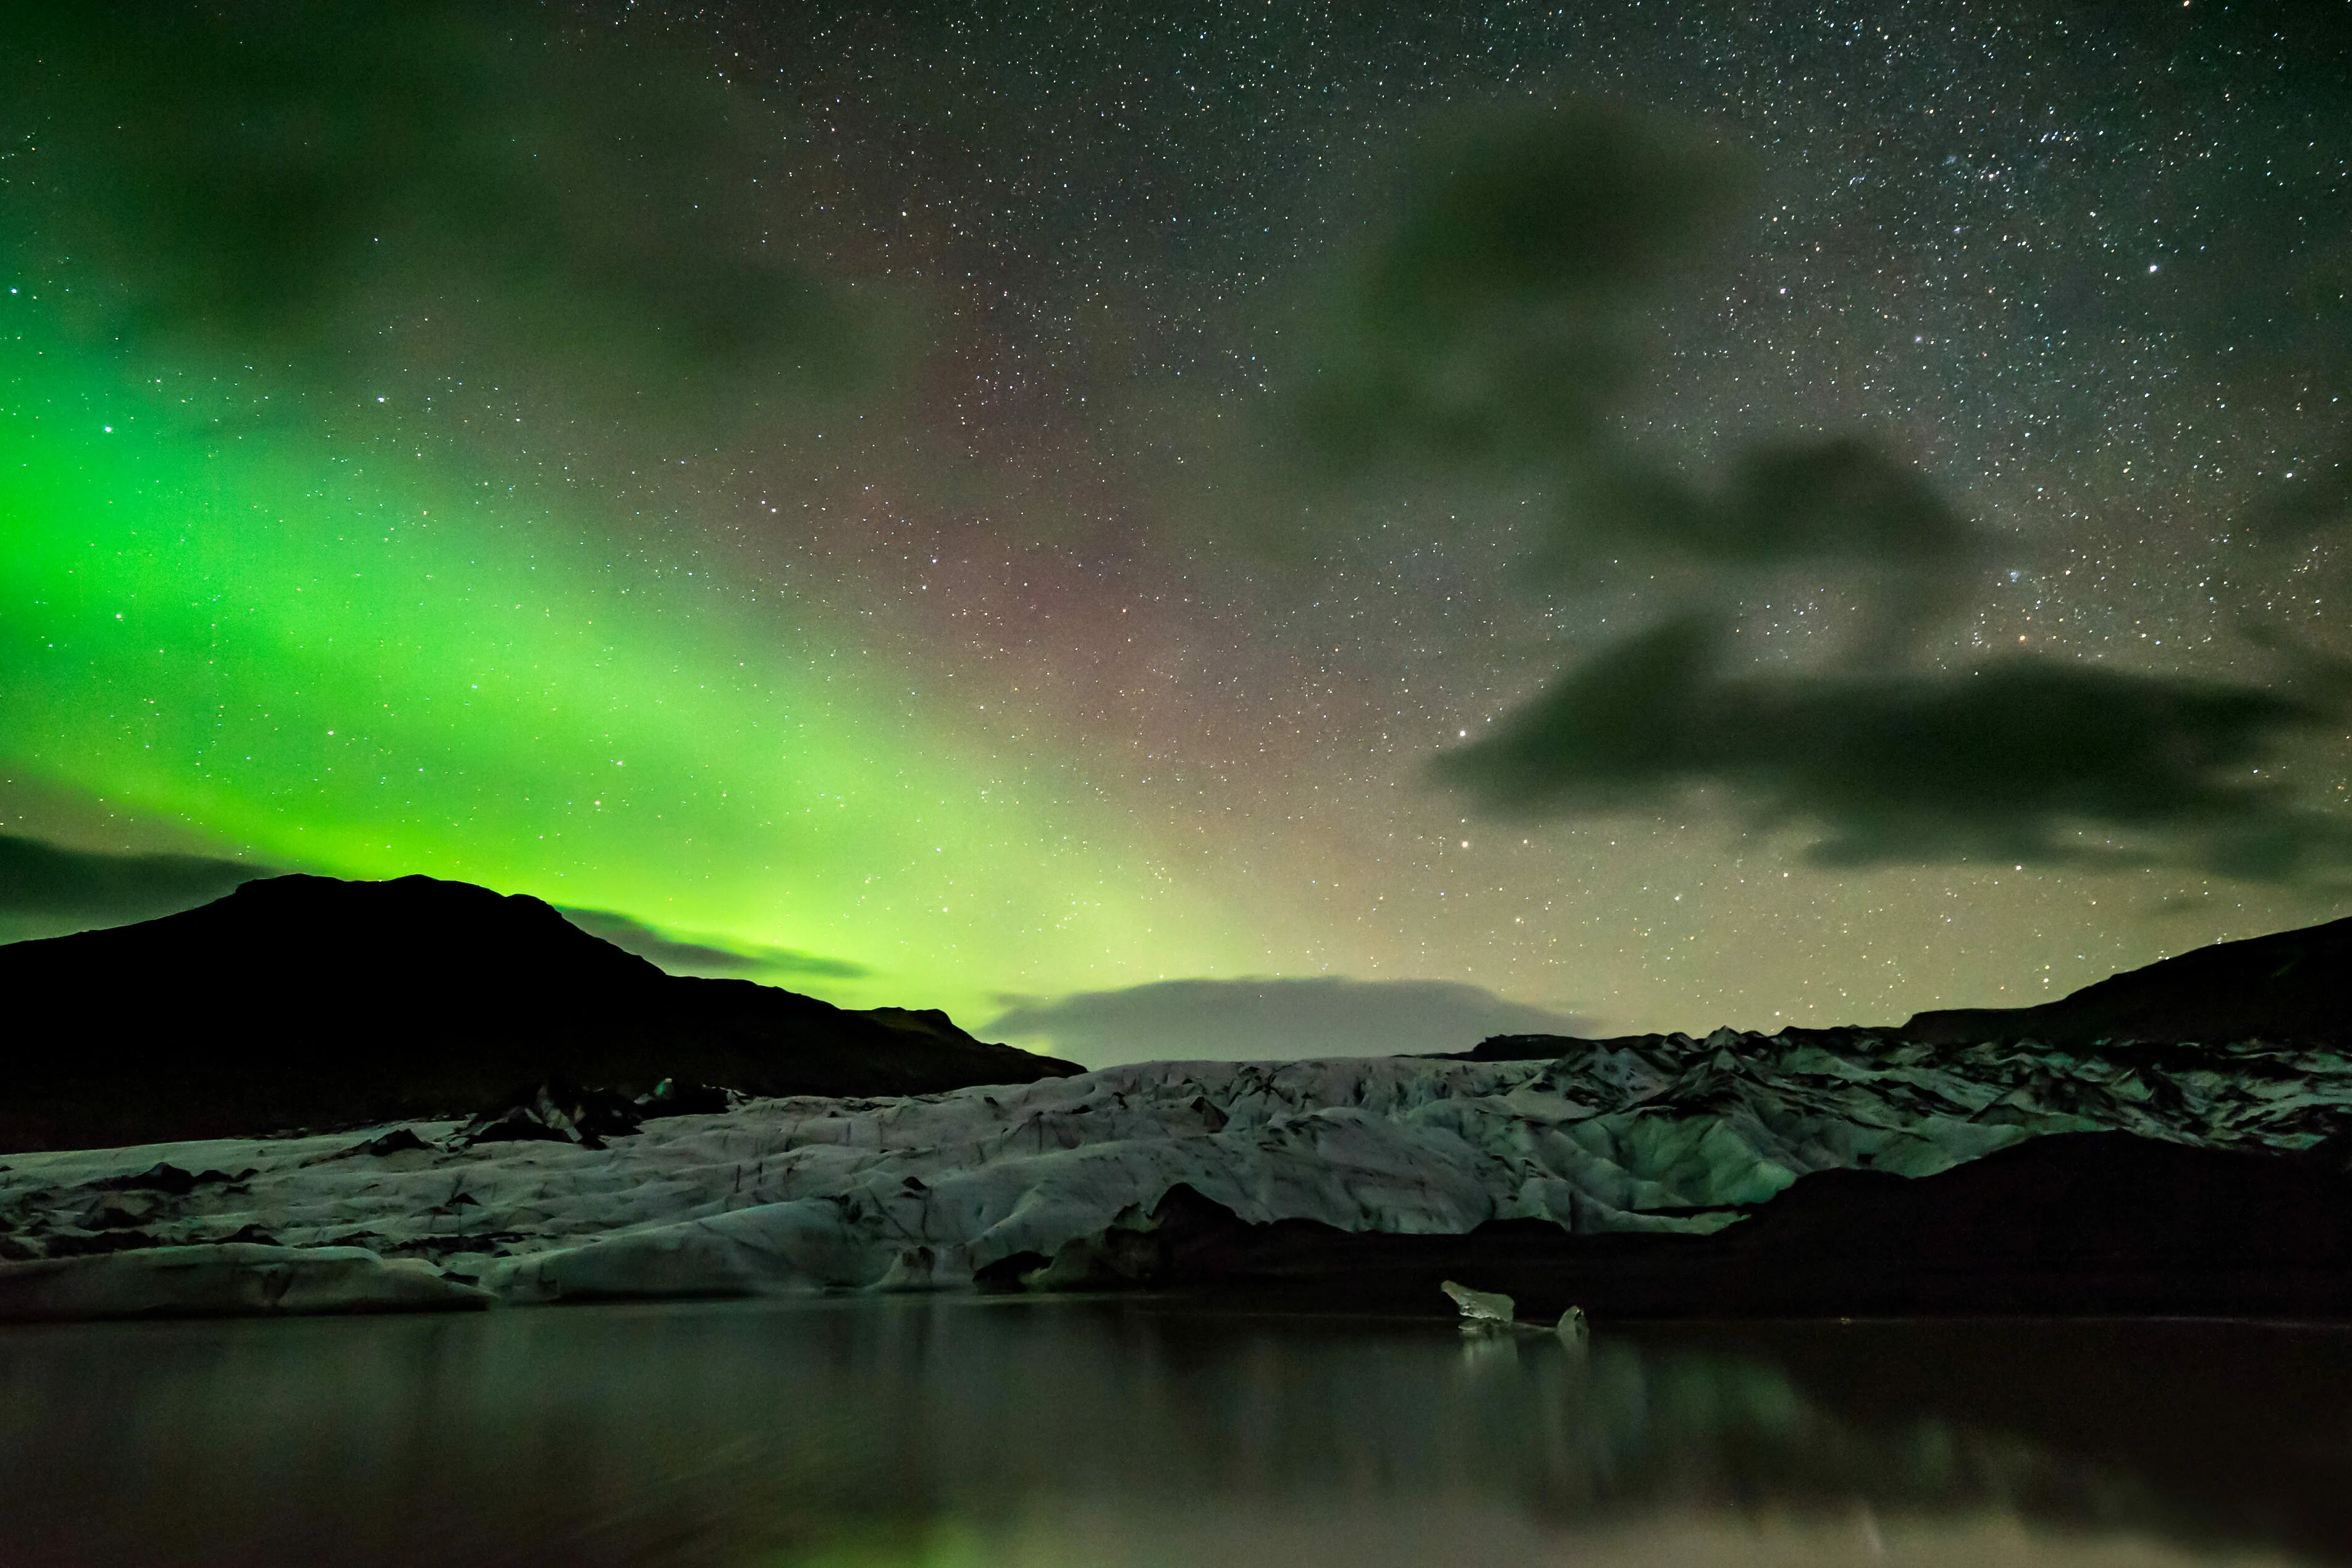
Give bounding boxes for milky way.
[2,3,2346,1053]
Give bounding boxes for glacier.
[3,1028,2349,1318]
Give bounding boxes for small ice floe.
[1556,1304,1590,1346]
[1441,1279,1590,1344]
[1441,1278,1517,1331]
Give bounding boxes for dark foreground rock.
[0,874,1079,1152]
[1061,1132,2352,1318]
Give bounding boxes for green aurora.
[5,4,2346,1056]
[1,304,1247,1018]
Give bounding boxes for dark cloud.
[1539,437,1988,651]
[2241,449,2352,546]
[984,977,1591,1068]
[1438,617,2352,881]
[1296,107,1981,588]
[1285,104,2351,882]
[0,833,270,932]
[1539,440,1958,567]
[1294,106,1745,479]
[1,4,877,416]
[557,908,870,983]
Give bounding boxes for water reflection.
[0,1299,2340,1567]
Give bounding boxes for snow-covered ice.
[4,1029,2348,1318]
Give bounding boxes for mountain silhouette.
[0,874,1078,1152]
[1460,913,2352,1063]
[1900,914,2352,1046]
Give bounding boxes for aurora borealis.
[0,303,1254,1003]
[3,3,2348,1058]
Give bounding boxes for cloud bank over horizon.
[985,977,1591,1068]
[556,906,872,984]
[0,832,274,943]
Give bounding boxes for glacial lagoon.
[4,1298,2347,1567]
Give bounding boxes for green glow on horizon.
[0,313,1246,1021]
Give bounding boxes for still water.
[2,1298,2348,1567]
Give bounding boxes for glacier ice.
[4,1027,2348,1317]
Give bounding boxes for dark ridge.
[1455,914,2352,1060]
[0,873,1079,1153]
[1450,1025,1884,1062]
[1900,914,2352,1046]
[1451,1032,1664,1062]
[1071,1132,2352,1319]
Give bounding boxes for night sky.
[2,2,2347,1063]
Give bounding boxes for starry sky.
[2,2,2347,1063]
